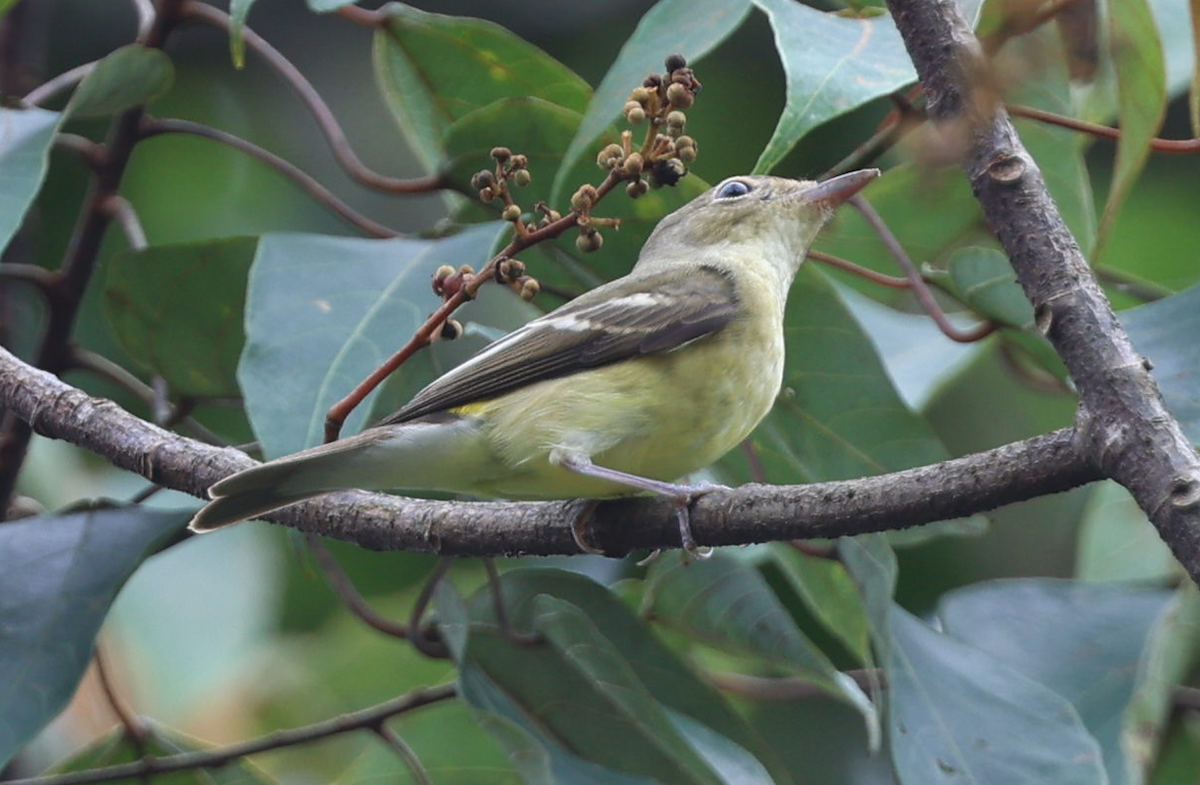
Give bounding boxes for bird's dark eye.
[715,180,752,199]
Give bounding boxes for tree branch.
[3,684,456,785]
[0,344,1100,556]
[885,0,1200,582]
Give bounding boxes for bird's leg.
[554,451,726,557]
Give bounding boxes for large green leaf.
[1096,0,1168,262]
[372,3,590,171]
[887,604,1107,785]
[1076,480,1178,582]
[0,506,191,768]
[771,544,872,664]
[553,0,752,202]
[238,222,507,458]
[445,568,794,785]
[1119,282,1200,444]
[66,44,174,118]
[644,551,877,741]
[0,107,60,255]
[938,579,1175,785]
[105,236,258,397]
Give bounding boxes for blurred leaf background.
[3,0,1200,782]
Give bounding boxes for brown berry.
[626,178,648,199]
[576,230,603,253]
[512,169,531,187]
[666,110,687,129]
[624,101,646,124]
[479,187,495,202]
[678,145,697,163]
[509,154,528,170]
[622,152,644,176]
[665,54,687,72]
[441,318,462,341]
[490,146,511,163]
[666,82,694,108]
[596,143,624,170]
[643,73,662,89]
[502,204,521,222]
[469,169,495,190]
[652,157,687,187]
[630,86,651,105]
[520,278,540,301]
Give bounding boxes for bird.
[189,169,879,554]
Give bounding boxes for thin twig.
[322,170,623,441]
[374,725,433,785]
[66,347,224,446]
[821,93,924,179]
[849,194,996,343]
[139,117,402,238]
[128,0,155,40]
[180,1,446,194]
[304,533,410,638]
[20,61,95,108]
[92,644,149,756]
[1094,265,1172,303]
[99,194,147,250]
[408,558,453,658]
[3,684,457,785]
[807,249,913,289]
[0,263,58,291]
[335,5,389,26]
[53,133,106,165]
[1009,104,1200,153]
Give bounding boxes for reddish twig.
[849,194,996,343]
[335,5,389,26]
[19,61,95,108]
[323,172,622,442]
[408,557,454,659]
[708,669,880,700]
[139,117,402,239]
[180,1,446,195]
[807,250,913,289]
[98,194,147,250]
[374,725,433,785]
[93,644,149,752]
[1009,103,1200,153]
[0,263,58,292]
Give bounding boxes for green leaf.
[47,720,277,784]
[372,4,590,171]
[644,551,878,740]
[1076,480,1178,582]
[307,0,357,10]
[105,236,258,397]
[1096,0,1168,262]
[887,604,1107,785]
[943,246,1034,329]
[0,107,61,255]
[771,544,872,664]
[751,1,913,174]
[228,1,257,68]
[444,568,794,785]
[939,579,1175,785]
[1119,282,1200,444]
[238,223,507,458]
[666,711,775,785]
[67,44,174,118]
[0,506,191,768]
[553,0,752,202]
[0,0,19,17]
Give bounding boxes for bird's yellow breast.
[461,276,786,500]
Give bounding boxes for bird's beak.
[801,168,881,207]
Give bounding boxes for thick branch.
[885,0,1200,580]
[0,345,1100,556]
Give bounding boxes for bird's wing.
[376,264,738,425]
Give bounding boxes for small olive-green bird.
[189,170,879,551]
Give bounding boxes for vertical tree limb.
[884,0,1200,582]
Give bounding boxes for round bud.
[629,86,651,105]
[442,319,462,341]
[502,204,521,222]
[576,230,603,253]
[520,278,540,301]
[666,82,694,108]
[678,145,697,163]
[643,73,662,89]
[545,208,562,223]
[469,169,495,190]
[665,53,687,72]
[510,154,529,170]
[489,146,511,162]
[676,135,696,150]
[626,178,648,199]
[479,187,495,203]
[666,110,687,129]
[506,259,526,278]
[431,264,456,294]
[496,259,512,280]
[622,152,644,176]
[652,157,687,187]
[512,168,531,187]
[570,189,591,213]
[596,142,624,170]
[624,102,646,124]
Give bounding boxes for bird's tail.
[189,418,490,532]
